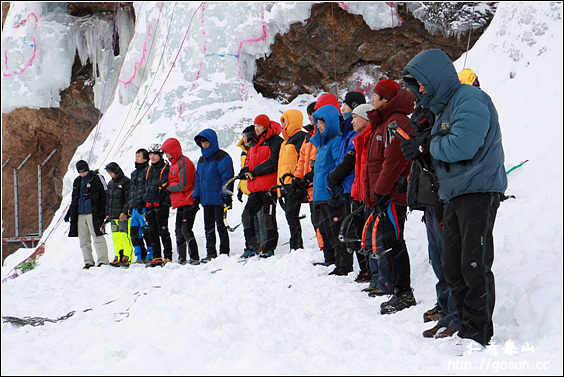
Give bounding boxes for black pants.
[443,192,500,347]
[175,205,199,262]
[380,203,411,292]
[284,194,303,250]
[145,205,173,260]
[242,191,278,251]
[203,205,229,257]
[317,202,353,273]
[346,197,369,274]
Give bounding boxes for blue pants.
[425,207,460,331]
[130,208,153,260]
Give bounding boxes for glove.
[238,167,249,180]
[303,170,314,184]
[193,197,200,207]
[64,212,70,222]
[373,194,389,217]
[409,106,435,132]
[395,175,408,194]
[328,194,342,208]
[401,135,430,160]
[222,195,232,208]
[237,189,244,202]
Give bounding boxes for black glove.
[374,194,390,217]
[328,194,342,208]
[395,175,408,194]
[193,197,200,207]
[401,135,430,161]
[237,189,244,202]
[303,170,314,184]
[222,195,232,208]
[409,106,435,133]
[238,167,250,180]
[64,212,70,223]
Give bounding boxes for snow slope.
[2,2,563,375]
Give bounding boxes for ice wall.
[1,2,134,113]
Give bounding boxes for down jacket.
[402,49,507,202]
[105,162,131,219]
[365,88,415,208]
[245,120,283,193]
[129,160,149,210]
[66,170,107,237]
[311,105,343,203]
[193,129,234,205]
[161,138,196,209]
[279,109,307,185]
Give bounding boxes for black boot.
[380,288,416,315]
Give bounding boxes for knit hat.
[314,93,342,114]
[254,114,270,128]
[351,103,374,121]
[76,160,89,173]
[373,79,400,101]
[343,91,366,110]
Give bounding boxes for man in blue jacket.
[312,104,352,276]
[193,129,234,262]
[401,49,507,349]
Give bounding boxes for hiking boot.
[96,262,108,267]
[241,247,258,259]
[422,324,444,338]
[83,263,95,270]
[259,249,274,258]
[163,258,172,264]
[201,255,216,263]
[313,262,331,267]
[354,272,371,283]
[368,288,389,297]
[380,289,416,315]
[178,258,187,265]
[109,257,121,267]
[423,303,441,323]
[147,258,164,267]
[188,259,200,266]
[435,327,458,339]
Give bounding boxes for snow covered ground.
[2,2,563,375]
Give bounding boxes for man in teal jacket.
[401,49,507,349]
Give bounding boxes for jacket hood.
[280,109,304,140]
[161,138,184,161]
[195,128,219,158]
[402,49,460,114]
[105,162,125,179]
[311,105,341,147]
[256,121,282,146]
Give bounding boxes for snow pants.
[175,205,199,263]
[145,205,173,261]
[110,218,134,264]
[203,205,229,258]
[284,194,303,250]
[130,208,153,261]
[317,202,353,274]
[242,191,278,251]
[442,192,500,347]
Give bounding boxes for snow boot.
[241,247,259,259]
[258,248,274,258]
[423,303,441,322]
[380,288,416,315]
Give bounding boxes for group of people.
[65,49,506,351]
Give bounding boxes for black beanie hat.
[76,160,89,173]
[343,91,366,110]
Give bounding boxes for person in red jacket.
[365,79,416,314]
[239,114,283,258]
[161,137,199,265]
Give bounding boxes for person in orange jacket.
[279,109,308,251]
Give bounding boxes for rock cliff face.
[1,2,493,262]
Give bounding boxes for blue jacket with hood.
[402,49,507,202]
[193,129,234,206]
[311,105,343,203]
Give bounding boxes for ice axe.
[223,204,240,232]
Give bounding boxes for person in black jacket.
[64,160,109,269]
[143,144,173,267]
[105,162,134,267]
[128,148,153,263]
